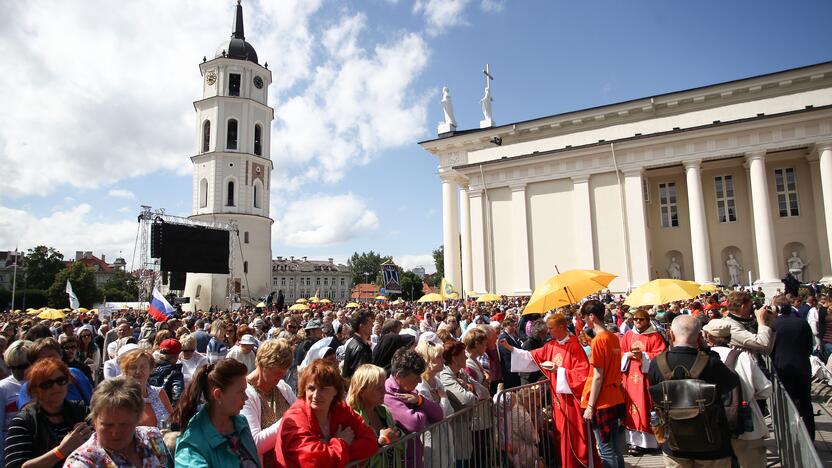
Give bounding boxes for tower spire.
[232,0,245,40]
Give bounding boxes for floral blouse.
[63,426,172,468]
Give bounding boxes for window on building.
[226,181,235,206]
[226,119,238,150]
[341,278,345,286]
[316,278,321,286]
[253,183,260,209]
[244,261,248,274]
[774,168,799,217]
[244,231,249,244]
[229,73,241,96]
[199,178,208,208]
[202,120,211,153]
[658,182,679,228]
[324,278,329,286]
[281,278,286,286]
[306,278,311,286]
[714,175,737,223]
[254,124,262,156]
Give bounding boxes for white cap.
[240,334,257,345]
[117,343,139,358]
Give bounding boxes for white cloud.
[271,14,431,190]
[413,0,471,35]
[480,0,505,13]
[107,189,135,199]
[0,1,323,199]
[0,204,136,264]
[396,254,437,273]
[274,193,379,247]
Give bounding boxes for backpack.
[649,351,727,453]
[723,349,753,436]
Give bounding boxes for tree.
[24,246,65,290]
[101,270,139,302]
[347,251,392,286]
[432,245,444,279]
[47,262,100,308]
[399,271,425,301]
[425,273,441,288]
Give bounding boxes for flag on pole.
[440,277,456,299]
[65,280,80,309]
[148,288,175,322]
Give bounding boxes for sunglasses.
[38,376,69,390]
[633,318,649,322]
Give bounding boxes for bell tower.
[184,0,274,311]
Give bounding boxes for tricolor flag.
[66,280,80,309]
[148,288,175,322]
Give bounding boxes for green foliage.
[425,273,441,288]
[101,270,139,302]
[4,289,49,309]
[432,245,444,278]
[399,271,425,301]
[24,246,65,290]
[47,262,100,308]
[347,251,392,286]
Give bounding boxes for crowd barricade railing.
[765,357,823,468]
[345,397,495,468]
[347,379,554,468]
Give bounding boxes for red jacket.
[275,398,378,468]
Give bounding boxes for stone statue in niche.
[441,87,457,127]
[786,251,807,282]
[726,253,742,286]
[666,257,682,280]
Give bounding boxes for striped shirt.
[4,415,71,468]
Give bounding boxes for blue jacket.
[175,406,261,468]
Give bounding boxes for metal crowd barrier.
[769,369,822,468]
[347,379,553,468]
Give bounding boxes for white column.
[459,185,474,297]
[510,184,532,295]
[817,143,832,282]
[683,160,713,284]
[441,176,462,292]
[469,189,488,292]
[746,151,780,283]
[623,169,651,287]
[571,175,596,269]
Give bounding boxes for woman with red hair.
[4,358,90,468]
[275,360,377,467]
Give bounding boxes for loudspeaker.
[157,222,230,274]
[150,223,163,258]
[169,271,186,290]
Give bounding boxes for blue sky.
[1,0,831,273]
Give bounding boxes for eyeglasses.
[633,318,649,322]
[37,376,69,390]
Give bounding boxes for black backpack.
[650,351,727,453]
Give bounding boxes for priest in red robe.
[618,308,666,454]
[500,312,601,468]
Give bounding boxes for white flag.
[66,280,80,309]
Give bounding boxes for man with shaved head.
[648,315,739,467]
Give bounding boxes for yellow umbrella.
[418,293,444,303]
[295,298,308,304]
[391,298,404,305]
[374,295,388,301]
[523,269,617,315]
[90,308,99,315]
[476,293,502,303]
[27,308,39,315]
[346,302,360,308]
[309,296,320,303]
[319,299,332,304]
[289,303,310,311]
[62,308,71,312]
[699,283,718,292]
[446,292,459,300]
[38,309,66,320]
[624,279,702,307]
[78,307,89,313]
[466,290,481,298]
[13,309,21,314]
[255,302,267,308]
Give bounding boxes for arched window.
[199,178,208,208]
[254,124,262,156]
[253,182,261,208]
[244,261,248,274]
[202,120,211,152]
[226,119,238,150]
[227,180,235,206]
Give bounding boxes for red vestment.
[531,336,601,468]
[619,328,666,438]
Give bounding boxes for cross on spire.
[483,64,494,88]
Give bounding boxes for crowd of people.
[0,283,825,467]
